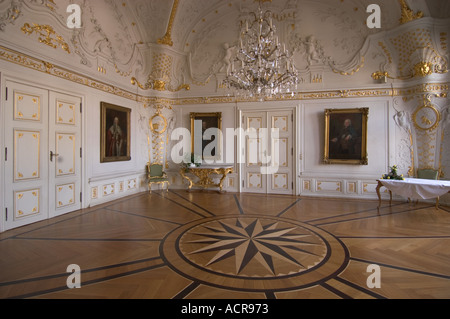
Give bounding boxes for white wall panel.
[14,92,41,122]
[14,130,41,181]
[14,188,40,220]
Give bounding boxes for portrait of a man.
[330,118,358,157]
[107,116,124,157]
[101,102,131,163]
[324,108,369,165]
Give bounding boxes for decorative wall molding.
[88,172,146,206]
[2,43,448,108]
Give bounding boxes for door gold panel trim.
[14,91,41,122]
[55,133,76,177]
[14,130,41,182]
[14,188,40,220]
[56,100,76,126]
[56,183,76,209]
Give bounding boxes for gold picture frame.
[100,102,131,163]
[190,112,222,160]
[324,108,369,165]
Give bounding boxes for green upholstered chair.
[147,163,169,193]
[417,169,439,180]
[417,168,440,209]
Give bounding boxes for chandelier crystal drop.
[224,3,299,100]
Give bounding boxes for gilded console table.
[180,166,234,193]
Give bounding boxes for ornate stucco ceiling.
[0,0,449,95]
[85,0,450,52]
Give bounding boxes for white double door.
[4,81,82,231]
[241,110,294,195]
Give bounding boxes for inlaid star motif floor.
[182,218,326,277]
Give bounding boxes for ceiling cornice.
[2,44,447,109]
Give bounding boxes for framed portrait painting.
[324,108,369,165]
[190,112,222,160]
[100,102,131,163]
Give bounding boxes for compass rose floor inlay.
[164,216,347,292]
[0,190,449,299]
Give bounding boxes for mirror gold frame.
[190,112,222,160]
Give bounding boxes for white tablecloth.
[379,178,450,200]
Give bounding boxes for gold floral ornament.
[21,23,70,54]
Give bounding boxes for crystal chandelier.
[224,1,299,99]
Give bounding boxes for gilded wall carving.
[394,94,449,178]
[21,23,70,53]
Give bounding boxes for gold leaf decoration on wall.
[21,23,71,54]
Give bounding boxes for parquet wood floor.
[1,190,449,300]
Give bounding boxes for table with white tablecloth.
[376,178,450,211]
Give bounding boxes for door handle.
[50,151,59,162]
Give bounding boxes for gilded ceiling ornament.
[37,0,57,12]
[132,52,190,92]
[331,57,365,76]
[131,77,190,93]
[398,0,423,25]
[157,0,179,47]
[413,62,434,77]
[21,23,70,54]
[375,34,447,80]
[0,0,22,31]
[114,64,132,77]
[371,71,391,81]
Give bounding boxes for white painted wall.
[0,58,151,232]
